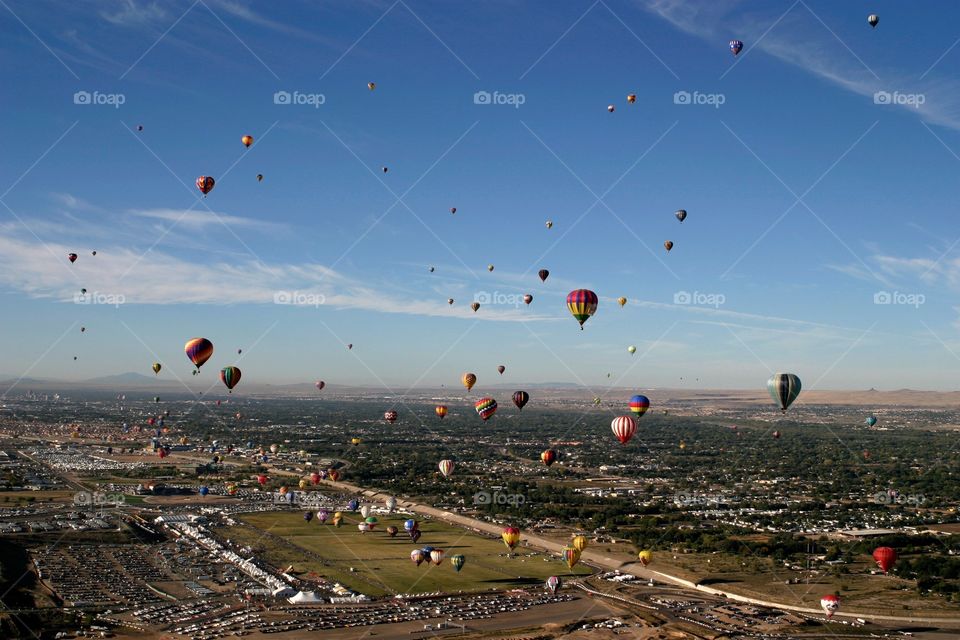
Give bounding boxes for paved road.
[320,478,960,628]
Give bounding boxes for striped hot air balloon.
[512,390,529,410]
[461,372,477,391]
[502,526,520,551]
[430,549,445,565]
[767,373,801,412]
[541,449,557,466]
[384,410,398,424]
[475,397,497,421]
[220,366,241,392]
[185,338,214,370]
[546,575,561,594]
[566,289,598,329]
[438,459,455,478]
[435,405,448,419]
[386,525,398,537]
[562,546,581,569]
[729,39,743,55]
[411,550,426,566]
[628,395,650,418]
[611,416,637,444]
[450,554,465,572]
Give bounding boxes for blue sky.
[2,0,960,390]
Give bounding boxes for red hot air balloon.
[541,449,557,466]
[475,397,497,421]
[196,175,215,195]
[497,365,505,375]
[512,390,529,411]
[310,472,321,485]
[820,594,840,618]
[68,253,78,263]
[435,405,448,419]
[523,294,533,305]
[328,469,341,482]
[185,338,214,370]
[257,474,268,486]
[538,269,549,282]
[220,366,241,392]
[873,547,897,574]
[611,416,637,444]
[384,410,398,424]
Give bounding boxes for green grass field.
[233,511,592,597]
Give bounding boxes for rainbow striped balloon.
[184,338,214,369]
[219,366,241,392]
[474,397,497,421]
[566,289,598,329]
[628,394,650,418]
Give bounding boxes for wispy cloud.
[128,207,283,231]
[99,0,168,26]
[640,0,960,131]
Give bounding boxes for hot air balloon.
[435,405,448,419]
[347,499,359,512]
[628,345,637,354]
[502,527,520,551]
[572,535,588,552]
[470,302,480,312]
[360,505,371,518]
[333,512,343,527]
[185,338,214,370]
[664,241,673,252]
[438,459,455,478]
[629,395,650,418]
[199,485,209,496]
[226,483,238,495]
[314,380,325,392]
[865,415,877,427]
[475,397,497,421]
[450,207,456,214]
[538,269,549,282]
[772,430,781,439]
[411,549,426,566]
[220,366,241,392]
[447,298,454,305]
[546,576,561,594]
[820,594,840,618]
[562,546,581,569]
[512,391,529,410]
[607,104,615,112]
[541,449,557,466]
[404,519,417,533]
[497,365,505,375]
[241,135,254,147]
[873,547,897,574]
[430,549,445,565]
[638,550,653,566]
[566,289,598,329]
[627,94,637,103]
[136,125,143,131]
[428,266,435,273]
[611,416,637,444]
[767,373,801,412]
[450,554,466,572]
[152,362,162,375]
[384,410,398,424]
[461,372,477,391]
[593,396,601,405]
[675,209,687,223]
[347,344,353,350]
[257,474,268,486]
[358,523,370,533]
[523,294,533,305]
[257,174,263,182]
[385,496,397,512]
[729,40,743,55]
[386,525,398,537]
[868,14,878,28]
[303,511,313,522]
[317,509,329,523]
[368,82,376,90]
[487,264,494,272]
[310,472,321,485]
[158,448,169,459]
[545,220,553,229]
[381,166,388,173]
[365,516,378,530]
[617,297,627,307]
[68,253,78,263]
[196,176,215,195]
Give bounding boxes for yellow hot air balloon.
[638,550,653,566]
[241,135,254,147]
[617,297,627,307]
[628,345,637,354]
[501,526,520,551]
[679,441,686,450]
[562,546,581,569]
[351,437,362,446]
[461,372,477,391]
[571,534,588,552]
[299,479,308,489]
[152,362,162,375]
